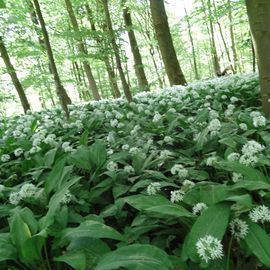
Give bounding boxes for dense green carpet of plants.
[1,73,270,269]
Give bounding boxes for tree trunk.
[32,0,71,117]
[184,7,199,80]
[122,0,149,91]
[65,0,101,100]
[0,36,31,113]
[85,3,121,98]
[246,0,270,117]
[149,0,186,86]
[101,0,132,102]
[206,0,221,76]
[228,0,238,73]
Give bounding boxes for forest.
[1,0,270,269]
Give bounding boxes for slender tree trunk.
[32,0,71,116]
[0,36,31,113]
[65,0,100,100]
[85,3,121,98]
[149,0,186,86]
[246,0,270,117]
[251,36,256,72]
[184,7,199,80]
[101,0,132,101]
[206,0,221,76]
[122,0,149,91]
[228,0,238,73]
[212,0,234,72]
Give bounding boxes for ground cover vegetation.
[1,73,270,269]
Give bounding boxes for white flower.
[147,182,161,195]
[208,119,221,136]
[232,172,243,182]
[182,180,195,191]
[14,148,23,157]
[196,235,223,263]
[171,164,188,178]
[153,113,162,123]
[170,190,185,203]
[20,183,38,199]
[253,115,266,128]
[123,165,134,174]
[230,97,238,103]
[249,205,270,223]
[9,192,22,205]
[227,153,240,161]
[1,154,10,162]
[242,140,265,156]
[230,218,248,240]
[62,142,74,153]
[159,150,172,159]
[122,144,130,151]
[221,95,227,100]
[129,147,139,155]
[110,119,118,128]
[164,136,173,144]
[239,155,258,166]
[193,203,208,215]
[209,110,219,120]
[239,123,248,131]
[107,161,118,171]
[61,190,72,204]
[206,156,217,166]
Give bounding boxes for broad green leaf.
[0,233,17,261]
[69,146,92,171]
[89,140,107,168]
[145,205,193,218]
[60,220,124,243]
[96,244,173,270]
[44,148,57,167]
[216,161,268,182]
[245,221,270,267]
[40,177,80,229]
[182,203,230,263]
[54,251,86,270]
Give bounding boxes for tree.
[101,0,133,102]
[65,0,101,100]
[149,0,186,86]
[0,36,31,113]
[122,0,149,92]
[246,0,270,117]
[32,0,71,116]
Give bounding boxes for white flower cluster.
[239,140,265,166]
[207,119,221,136]
[147,182,161,195]
[206,156,217,166]
[239,123,248,131]
[170,190,185,203]
[107,161,118,171]
[61,190,72,205]
[250,111,266,128]
[9,183,38,205]
[227,152,240,161]
[229,218,248,241]
[123,165,134,174]
[196,235,223,263]
[192,202,208,215]
[249,205,270,223]
[171,164,188,179]
[62,142,74,153]
[159,150,172,159]
[1,154,10,162]
[232,172,243,182]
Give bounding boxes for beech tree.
[32,0,71,116]
[149,0,186,86]
[246,0,270,117]
[0,36,30,113]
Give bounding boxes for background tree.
[246,0,270,117]
[149,0,186,86]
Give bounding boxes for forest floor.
[1,72,270,269]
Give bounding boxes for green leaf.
[124,194,192,218]
[0,233,17,261]
[245,221,270,267]
[44,148,57,167]
[216,161,268,182]
[96,244,173,270]
[89,140,107,168]
[182,203,230,263]
[60,220,124,243]
[54,251,86,270]
[40,177,80,229]
[69,146,92,171]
